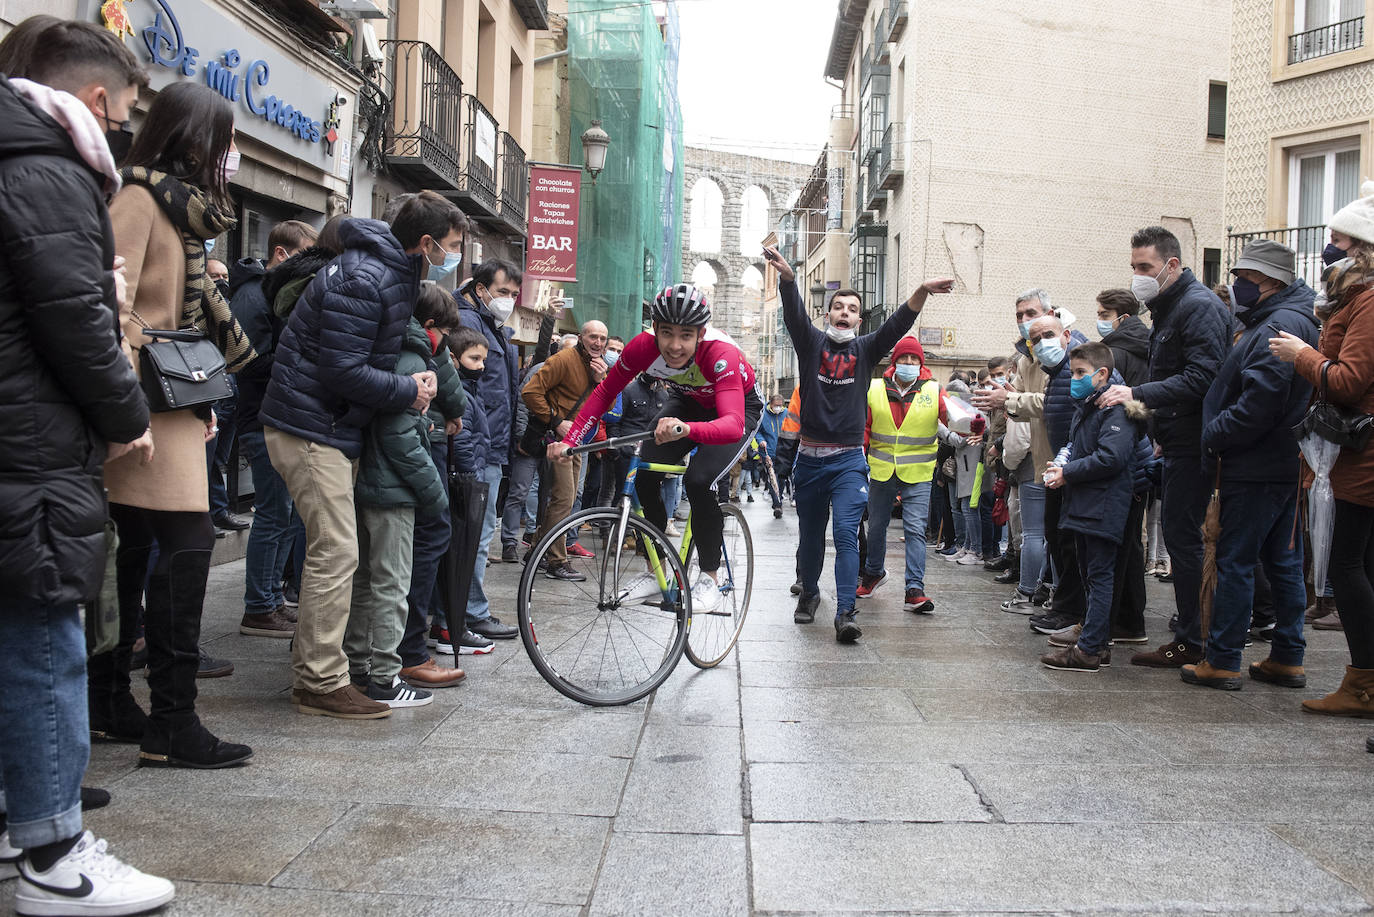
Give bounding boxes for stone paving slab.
[750,822,1370,914]
[749,761,992,823]
[273,806,609,905]
[588,832,749,917]
[614,720,745,835]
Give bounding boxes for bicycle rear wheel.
[683,503,754,668]
[517,508,690,706]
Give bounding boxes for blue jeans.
[794,449,870,616]
[1017,482,1047,596]
[1073,533,1117,656]
[1207,481,1307,672]
[465,463,505,624]
[948,483,966,547]
[400,441,452,666]
[0,600,86,848]
[240,431,301,613]
[958,495,982,556]
[206,380,239,516]
[500,453,539,549]
[663,475,683,519]
[864,477,931,592]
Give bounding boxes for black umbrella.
[441,439,489,627]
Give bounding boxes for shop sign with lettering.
[525,165,581,283]
[105,0,347,173]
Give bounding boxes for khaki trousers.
[264,427,358,694]
[534,453,582,565]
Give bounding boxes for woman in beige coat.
[95,82,254,769]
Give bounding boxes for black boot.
[89,534,152,742]
[138,547,253,769]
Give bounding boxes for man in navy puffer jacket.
[1187,240,1319,690]
[261,191,469,720]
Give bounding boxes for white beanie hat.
[1329,179,1374,245]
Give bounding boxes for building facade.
[809,0,1230,365]
[1225,0,1374,283]
[682,146,809,397]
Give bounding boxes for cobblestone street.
[12,500,1373,916]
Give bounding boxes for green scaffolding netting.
[566,0,684,341]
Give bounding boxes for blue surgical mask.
[1032,338,1066,368]
[991,374,1007,385]
[204,238,215,254]
[1097,319,1116,338]
[1069,374,1098,400]
[425,240,462,282]
[1018,321,1032,340]
[894,363,920,383]
[605,349,620,366]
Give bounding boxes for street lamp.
[580,119,611,182]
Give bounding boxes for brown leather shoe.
[1312,608,1344,631]
[240,609,295,638]
[1302,666,1374,718]
[1305,595,1335,624]
[295,684,391,719]
[1130,640,1203,668]
[1181,660,1244,690]
[400,657,466,688]
[1248,658,1307,688]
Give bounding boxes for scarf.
[8,78,121,195]
[120,166,256,372]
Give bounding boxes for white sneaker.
[942,548,966,562]
[16,831,175,916]
[1,828,19,880]
[690,572,726,615]
[1000,590,1037,614]
[956,553,982,566]
[664,521,681,537]
[617,571,664,605]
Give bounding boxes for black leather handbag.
[135,320,232,413]
[1293,360,1374,451]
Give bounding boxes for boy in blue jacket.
[345,320,450,708]
[1040,342,1146,673]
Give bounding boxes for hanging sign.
[526,165,582,283]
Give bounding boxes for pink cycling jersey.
[564,328,759,447]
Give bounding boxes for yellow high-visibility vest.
[866,378,939,484]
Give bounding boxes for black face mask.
[213,278,231,301]
[1323,243,1347,266]
[101,102,134,165]
[458,364,484,381]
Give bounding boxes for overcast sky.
[675,0,840,163]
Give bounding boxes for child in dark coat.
[1040,342,1146,673]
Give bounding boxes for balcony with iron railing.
[877,121,904,191]
[381,40,463,191]
[511,0,549,30]
[885,0,907,41]
[1227,224,1329,288]
[497,132,528,236]
[455,94,500,219]
[1289,16,1364,63]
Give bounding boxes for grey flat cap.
[1233,239,1296,286]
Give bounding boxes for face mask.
[213,278,230,301]
[1229,277,1262,312]
[486,295,516,324]
[204,238,216,254]
[825,324,856,344]
[1097,319,1116,338]
[222,150,240,182]
[991,375,1007,385]
[458,363,484,381]
[605,350,620,366]
[1131,260,1171,303]
[426,240,462,282]
[101,102,133,163]
[1323,243,1347,266]
[769,405,784,414]
[1069,373,1099,400]
[1017,321,1033,340]
[893,363,920,383]
[1032,338,1066,369]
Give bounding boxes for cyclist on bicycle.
[548,283,763,613]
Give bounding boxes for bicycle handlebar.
[564,424,685,457]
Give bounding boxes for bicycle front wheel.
[517,508,690,706]
[683,503,754,668]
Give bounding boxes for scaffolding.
[566,0,684,340]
